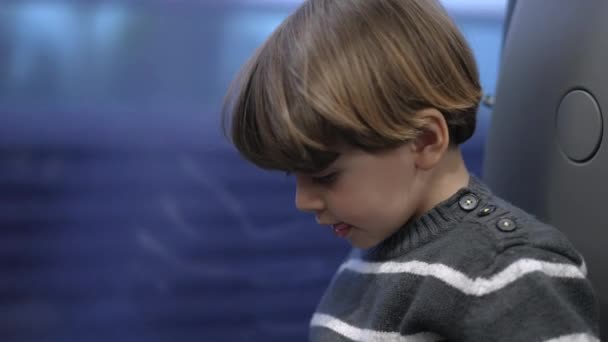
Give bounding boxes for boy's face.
[294,142,428,249]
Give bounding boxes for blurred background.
[0,1,506,341]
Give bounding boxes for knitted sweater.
[309,176,600,341]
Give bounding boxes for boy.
[222,0,600,340]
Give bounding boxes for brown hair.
[222,0,482,173]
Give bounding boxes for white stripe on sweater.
[543,333,600,342]
[310,314,443,342]
[338,258,586,296]
[311,314,599,342]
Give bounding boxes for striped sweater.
[310,176,600,341]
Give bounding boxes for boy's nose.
[294,176,325,214]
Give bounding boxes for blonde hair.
[222,0,482,173]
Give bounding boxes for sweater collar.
[360,175,493,261]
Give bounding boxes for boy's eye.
[311,172,338,185]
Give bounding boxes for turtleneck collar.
[360,175,493,261]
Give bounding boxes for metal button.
[478,205,496,217]
[459,194,479,211]
[497,218,517,232]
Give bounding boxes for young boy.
[222,0,600,340]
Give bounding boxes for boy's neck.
[416,147,470,218]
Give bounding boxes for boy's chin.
[349,236,382,250]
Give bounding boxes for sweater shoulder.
[393,193,586,277]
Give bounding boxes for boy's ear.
[412,108,451,170]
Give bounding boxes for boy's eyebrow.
[311,156,344,176]
[311,168,336,177]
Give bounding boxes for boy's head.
[223,0,482,248]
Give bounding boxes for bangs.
[222,6,413,174]
[222,35,341,173]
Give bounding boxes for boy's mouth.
[332,223,352,238]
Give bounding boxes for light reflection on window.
[7,3,127,88]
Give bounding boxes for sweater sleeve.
[449,251,600,342]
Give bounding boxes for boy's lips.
[332,223,352,238]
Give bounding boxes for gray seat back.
[484,0,607,337]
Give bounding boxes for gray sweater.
[309,176,600,341]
